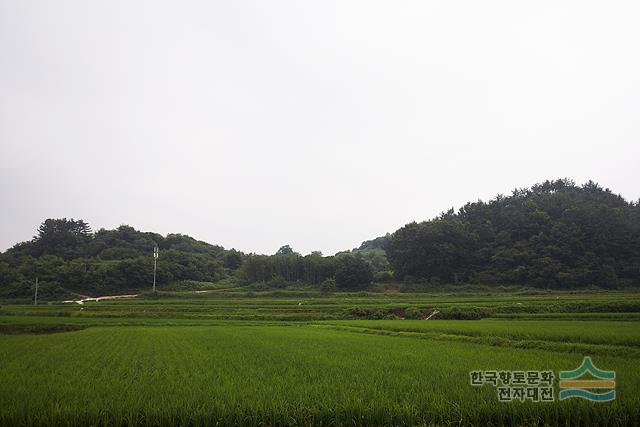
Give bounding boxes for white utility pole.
[153,246,158,292]
[34,277,38,305]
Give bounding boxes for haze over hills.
[1,179,638,299]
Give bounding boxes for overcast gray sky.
[1,1,639,255]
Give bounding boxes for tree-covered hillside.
[1,179,638,298]
[0,221,375,299]
[387,179,640,288]
[0,219,244,298]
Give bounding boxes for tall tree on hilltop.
[33,218,92,259]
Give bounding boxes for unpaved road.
[62,294,138,305]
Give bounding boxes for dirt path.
[424,309,440,320]
[62,294,138,305]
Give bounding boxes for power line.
[153,246,158,293]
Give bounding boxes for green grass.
[2,290,640,322]
[1,325,639,426]
[1,290,639,426]
[321,319,640,348]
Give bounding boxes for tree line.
[386,179,640,288]
[2,179,638,298]
[241,249,374,290]
[0,219,242,298]
[0,221,375,298]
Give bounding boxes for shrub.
[373,270,394,283]
[320,278,336,293]
[335,256,373,290]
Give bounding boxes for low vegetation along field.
[1,290,639,426]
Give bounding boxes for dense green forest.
[1,179,639,298]
[0,220,243,298]
[387,179,640,288]
[0,221,376,298]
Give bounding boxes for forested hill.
[387,179,640,288]
[1,179,639,299]
[0,220,244,298]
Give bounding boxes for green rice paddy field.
[1,290,639,426]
